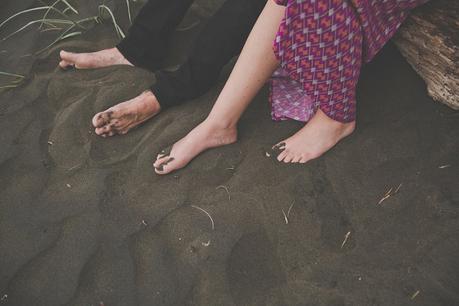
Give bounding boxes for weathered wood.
[394,0,459,110]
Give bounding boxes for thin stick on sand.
[191,205,215,230]
[410,290,420,300]
[216,185,231,201]
[282,201,295,224]
[378,183,402,205]
[341,231,351,248]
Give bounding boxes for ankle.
[139,90,161,111]
[203,117,237,131]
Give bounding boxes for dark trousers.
[117,0,266,109]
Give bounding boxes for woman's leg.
[154,0,285,174]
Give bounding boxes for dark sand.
[1,1,458,305]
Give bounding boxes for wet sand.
[0,1,458,305]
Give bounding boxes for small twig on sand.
[282,201,295,224]
[341,231,351,248]
[191,205,215,230]
[282,209,288,224]
[378,183,402,205]
[410,290,420,300]
[287,201,295,217]
[378,188,392,205]
[216,185,231,201]
[439,164,451,169]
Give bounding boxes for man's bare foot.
[92,90,161,137]
[59,48,133,69]
[273,109,355,163]
[153,120,237,175]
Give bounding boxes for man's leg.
[154,0,285,174]
[116,0,194,70]
[59,0,194,70]
[92,0,266,137]
[151,0,267,109]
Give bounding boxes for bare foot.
[92,90,161,137]
[273,109,355,163]
[153,121,237,175]
[59,48,133,69]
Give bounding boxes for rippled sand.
[1,1,458,305]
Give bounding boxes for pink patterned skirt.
[270,0,429,123]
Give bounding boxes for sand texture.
[0,1,458,305]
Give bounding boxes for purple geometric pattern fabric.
[270,0,429,123]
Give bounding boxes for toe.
[154,157,176,174]
[291,155,302,163]
[299,155,311,164]
[153,155,170,169]
[95,127,104,136]
[92,111,112,128]
[277,150,288,162]
[59,60,73,69]
[60,50,74,62]
[283,153,294,163]
[59,50,67,59]
[272,142,286,150]
[95,124,113,136]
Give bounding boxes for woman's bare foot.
[92,90,161,137]
[59,48,133,69]
[273,109,355,164]
[153,120,237,175]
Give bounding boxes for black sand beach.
[1,1,458,305]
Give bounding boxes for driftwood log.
[394,0,459,110]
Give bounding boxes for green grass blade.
[1,18,74,41]
[39,0,63,30]
[126,0,132,24]
[0,71,25,79]
[61,0,79,15]
[98,4,125,39]
[0,7,54,29]
[35,24,82,54]
[0,84,21,90]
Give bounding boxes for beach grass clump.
[0,0,133,90]
[0,71,25,90]
[0,0,132,54]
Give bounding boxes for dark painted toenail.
[276,142,286,148]
[154,157,174,172]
